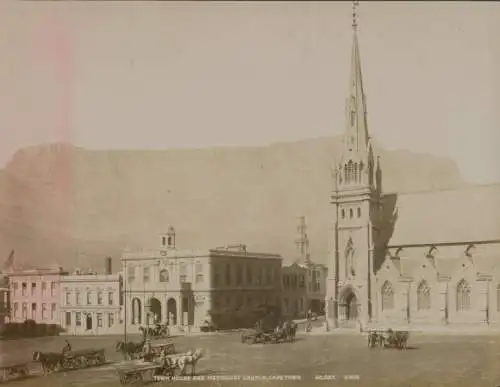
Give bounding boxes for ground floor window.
[108,313,114,327]
[76,312,82,326]
[97,313,103,328]
[65,312,71,326]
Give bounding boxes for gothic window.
[359,162,364,181]
[353,163,358,182]
[497,284,500,311]
[347,160,354,183]
[159,269,170,282]
[417,281,431,311]
[456,280,471,311]
[381,281,394,311]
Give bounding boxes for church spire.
[344,0,369,155]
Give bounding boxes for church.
[325,5,500,331]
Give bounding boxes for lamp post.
[145,299,152,337]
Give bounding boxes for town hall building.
[325,4,500,331]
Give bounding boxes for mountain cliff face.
[0,138,464,270]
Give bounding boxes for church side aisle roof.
[387,183,500,246]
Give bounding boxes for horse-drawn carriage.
[367,328,409,350]
[142,342,176,361]
[32,347,106,373]
[139,324,170,339]
[60,348,106,369]
[115,349,204,384]
[241,320,297,344]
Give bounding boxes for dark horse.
[32,351,65,374]
[116,339,145,360]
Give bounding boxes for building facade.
[325,6,500,331]
[122,226,283,333]
[8,266,68,325]
[282,217,327,317]
[0,274,9,331]
[59,266,123,336]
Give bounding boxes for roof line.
[388,239,500,249]
[383,182,500,197]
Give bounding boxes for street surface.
[1,330,500,387]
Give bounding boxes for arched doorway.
[339,287,360,327]
[345,292,359,321]
[166,298,177,326]
[149,298,162,324]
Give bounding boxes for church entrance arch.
[339,286,361,327]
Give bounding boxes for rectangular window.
[31,303,37,319]
[225,264,231,285]
[299,275,305,288]
[246,265,252,285]
[13,302,19,318]
[97,313,103,328]
[108,312,114,328]
[65,312,71,326]
[41,282,47,296]
[179,263,187,283]
[76,312,82,326]
[108,292,114,306]
[143,267,150,283]
[76,292,81,305]
[213,265,220,286]
[50,282,55,297]
[97,292,103,305]
[236,265,242,286]
[22,303,27,319]
[65,292,70,305]
[195,263,204,284]
[51,304,56,320]
[22,282,27,297]
[87,292,92,305]
[41,303,47,320]
[31,282,36,296]
[128,266,135,282]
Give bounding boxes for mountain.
[0,137,465,270]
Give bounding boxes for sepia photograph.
[0,1,499,386]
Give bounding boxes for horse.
[395,331,410,350]
[116,340,145,360]
[139,324,169,339]
[170,349,204,376]
[32,351,65,374]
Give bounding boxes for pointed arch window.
[417,281,431,311]
[456,280,471,311]
[381,281,394,311]
[359,162,364,182]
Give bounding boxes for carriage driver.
[62,340,72,355]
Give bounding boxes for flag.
[3,249,14,271]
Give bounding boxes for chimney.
[105,257,112,275]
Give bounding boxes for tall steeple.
[337,0,373,189]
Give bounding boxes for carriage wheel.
[80,357,89,369]
[119,374,128,385]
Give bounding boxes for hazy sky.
[0,1,498,184]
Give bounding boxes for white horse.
[168,348,204,376]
